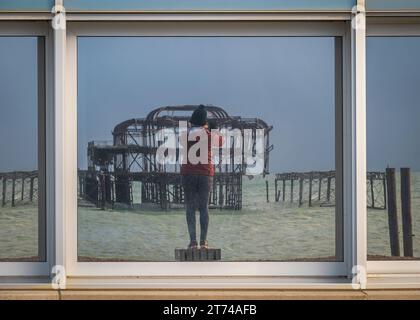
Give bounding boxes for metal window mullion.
[53,4,67,286]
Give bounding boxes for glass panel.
[0,37,45,262]
[367,37,420,260]
[0,0,54,12]
[77,37,342,262]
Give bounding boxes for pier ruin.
[0,169,388,211]
[0,171,38,207]
[274,171,387,209]
[79,105,273,210]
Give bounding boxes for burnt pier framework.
[80,105,272,210]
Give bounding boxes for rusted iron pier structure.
[80,105,273,210]
[0,171,38,207]
[274,171,387,209]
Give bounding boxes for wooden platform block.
[175,248,221,261]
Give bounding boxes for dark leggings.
[182,175,213,244]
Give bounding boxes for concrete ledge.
[59,289,366,300]
[1,289,420,300]
[0,290,59,300]
[365,290,420,300]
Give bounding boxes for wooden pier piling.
[370,176,375,209]
[290,179,294,203]
[2,176,6,207]
[298,177,304,207]
[326,177,332,203]
[382,176,387,209]
[21,177,25,201]
[11,174,16,207]
[79,174,84,198]
[29,177,34,202]
[274,179,279,202]
[308,173,313,207]
[265,180,269,203]
[400,168,413,257]
[282,179,286,202]
[386,168,400,257]
[318,176,322,201]
[219,181,224,207]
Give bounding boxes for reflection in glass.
[77,37,340,262]
[0,37,44,261]
[367,37,420,260]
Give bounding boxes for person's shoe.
[188,241,198,250]
[200,240,209,249]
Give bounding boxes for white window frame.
[366,18,420,275]
[1,5,420,290]
[0,21,54,277]
[62,20,356,280]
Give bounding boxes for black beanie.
[189,105,207,126]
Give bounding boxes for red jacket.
[180,127,223,176]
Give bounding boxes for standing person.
[181,105,223,250]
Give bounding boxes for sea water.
[1,173,419,261]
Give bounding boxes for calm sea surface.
[1,173,419,261]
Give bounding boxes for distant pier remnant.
[0,171,38,207]
[274,171,387,209]
[274,171,387,210]
[275,171,335,207]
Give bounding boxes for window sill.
[2,276,420,299]
[64,276,354,290]
[366,275,420,289]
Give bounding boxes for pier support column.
[266,180,269,203]
[274,179,279,202]
[30,177,35,202]
[115,175,131,205]
[298,177,304,207]
[400,168,413,257]
[2,177,6,207]
[11,173,16,207]
[282,179,286,202]
[382,176,387,209]
[318,176,322,201]
[21,177,25,201]
[290,179,294,203]
[308,174,313,207]
[386,168,400,257]
[370,176,375,209]
[326,177,332,203]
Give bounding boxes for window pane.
[77,37,342,262]
[0,37,45,262]
[367,37,420,260]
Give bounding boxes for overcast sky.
[77,36,335,172]
[0,37,38,172]
[1,36,419,173]
[367,37,420,171]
